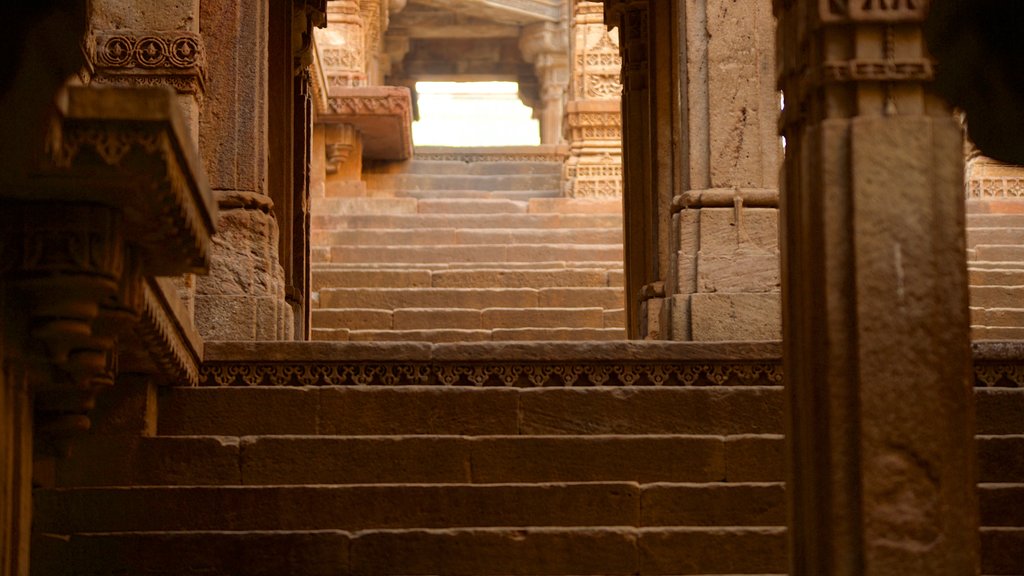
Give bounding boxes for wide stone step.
[972,326,1024,340]
[55,434,783,487]
[982,527,1024,575]
[365,159,563,176]
[974,245,1024,263]
[968,213,1024,228]
[326,243,624,264]
[157,387,785,437]
[314,327,629,343]
[311,267,621,291]
[313,213,623,230]
[36,482,788,533]
[314,227,622,247]
[970,268,1024,286]
[395,189,561,201]
[313,307,615,331]
[318,287,624,310]
[34,527,788,576]
[971,286,1024,309]
[971,307,1024,327]
[364,173,563,192]
[968,227,1024,248]
[54,432,1020,499]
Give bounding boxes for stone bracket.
[320,86,413,160]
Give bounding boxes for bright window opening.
[413,81,541,147]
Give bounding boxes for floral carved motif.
[90,31,206,94]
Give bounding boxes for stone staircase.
[31,341,1024,575]
[968,205,1024,339]
[310,149,626,343]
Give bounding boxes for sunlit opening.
[412,82,541,147]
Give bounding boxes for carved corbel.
[324,123,360,174]
[0,85,215,454]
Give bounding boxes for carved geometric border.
[200,358,1024,388]
[199,360,784,387]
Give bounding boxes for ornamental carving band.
[94,32,204,70]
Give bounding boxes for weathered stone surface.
[491,327,626,341]
[431,268,610,289]
[639,527,787,575]
[349,329,493,342]
[469,436,725,483]
[240,436,474,484]
[394,308,482,330]
[481,307,605,329]
[538,287,624,309]
[56,437,240,487]
[320,288,539,309]
[518,387,783,436]
[51,531,349,576]
[687,292,781,342]
[319,387,518,436]
[158,387,319,436]
[313,269,432,290]
[641,482,785,527]
[350,527,638,575]
[313,308,394,330]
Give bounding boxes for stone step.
[323,327,628,343]
[972,326,1024,340]
[979,484,1024,527]
[326,243,624,264]
[313,213,623,230]
[154,386,1018,438]
[968,227,1024,248]
[313,227,623,247]
[364,173,563,192]
[971,286,1024,309]
[395,189,561,201]
[528,197,622,214]
[970,268,1024,286]
[491,327,627,341]
[158,386,784,437]
[55,434,784,487]
[311,196,418,215]
[35,482,787,533]
[312,307,615,331]
[311,268,618,291]
[974,245,1024,263]
[982,527,1024,575]
[971,307,1024,327]
[55,433,1020,488]
[416,198,529,214]
[967,212,1024,228]
[317,287,624,310]
[364,159,563,176]
[33,527,788,576]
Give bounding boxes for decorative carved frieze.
[88,31,207,94]
[200,359,783,387]
[413,146,568,163]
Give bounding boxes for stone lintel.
[320,86,413,161]
[672,188,779,212]
[31,85,216,275]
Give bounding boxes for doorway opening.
[412,81,541,147]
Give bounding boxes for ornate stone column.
[196,0,294,340]
[564,1,622,199]
[520,21,570,145]
[777,1,979,573]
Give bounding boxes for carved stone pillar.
[320,0,368,89]
[520,21,570,145]
[777,1,979,573]
[564,1,623,199]
[196,0,294,340]
[662,0,781,341]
